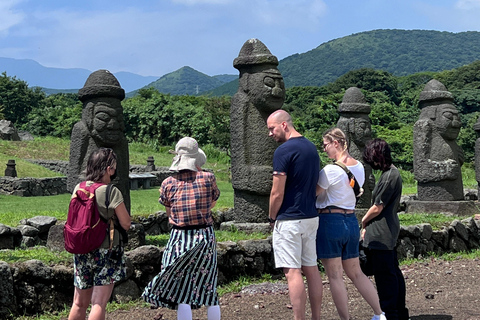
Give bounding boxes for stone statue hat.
[169,137,206,172]
[338,87,371,113]
[233,38,278,69]
[418,79,453,108]
[78,69,125,102]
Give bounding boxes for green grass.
[0,181,233,227]
[146,229,270,247]
[398,213,460,230]
[400,248,480,265]
[0,246,73,265]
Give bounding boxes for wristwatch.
[268,217,276,223]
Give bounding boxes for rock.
[0,120,20,141]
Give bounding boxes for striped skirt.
[142,225,219,309]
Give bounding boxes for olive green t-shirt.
[363,166,402,250]
[72,181,125,248]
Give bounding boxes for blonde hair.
[323,127,348,152]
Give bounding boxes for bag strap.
[334,161,353,178]
[105,184,115,250]
[334,161,357,189]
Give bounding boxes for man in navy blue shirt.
[267,109,323,320]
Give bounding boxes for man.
[267,109,323,320]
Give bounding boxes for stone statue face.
[434,104,461,141]
[247,69,285,112]
[352,118,371,147]
[338,116,371,147]
[89,99,125,146]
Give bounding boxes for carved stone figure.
[230,39,285,222]
[413,79,464,201]
[473,117,480,197]
[5,160,17,177]
[337,87,374,208]
[67,70,131,211]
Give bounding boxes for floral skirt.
[73,246,126,289]
[142,226,219,309]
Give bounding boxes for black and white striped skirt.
[142,225,219,309]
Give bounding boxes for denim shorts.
[273,217,319,268]
[316,213,360,260]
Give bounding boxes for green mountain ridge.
[209,29,480,96]
[141,66,226,96]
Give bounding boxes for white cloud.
[0,0,25,35]
[251,0,327,30]
[455,0,480,10]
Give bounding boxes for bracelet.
[268,218,276,223]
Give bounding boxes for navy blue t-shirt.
[273,136,320,220]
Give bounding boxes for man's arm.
[269,174,287,223]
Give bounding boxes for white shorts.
[272,217,319,269]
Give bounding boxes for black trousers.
[369,249,409,320]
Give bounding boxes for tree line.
[1,59,480,170]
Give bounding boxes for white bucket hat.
[169,137,206,172]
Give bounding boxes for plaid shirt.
[159,170,220,227]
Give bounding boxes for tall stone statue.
[413,79,463,201]
[230,39,285,222]
[337,87,374,208]
[473,117,480,197]
[68,69,131,211]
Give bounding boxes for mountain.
[209,29,480,96]
[139,66,230,96]
[0,57,158,93]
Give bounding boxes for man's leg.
[284,267,307,320]
[302,265,323,320]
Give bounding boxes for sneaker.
[371,312,387,320]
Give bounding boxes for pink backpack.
[64,181,112,254]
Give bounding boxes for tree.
[0,72,45,125]
[326,68,401,104]
[25,93,82,138]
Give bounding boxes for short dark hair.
[363,138,392,171]
[85,148,117,182]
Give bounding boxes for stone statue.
[230,39,285,222]
[413,79,463,201]
[5,160,17,177]
[67,69,131,211]
[337,87,374,208]
[473,117,480,197]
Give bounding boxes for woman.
[68,148,131,320]
[142,137,221,320]
[362,138,409,320]
[316,128,385,320]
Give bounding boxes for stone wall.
[27,160,69,175]
[1,216,480,318]
[0,177,67,196]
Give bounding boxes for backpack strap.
[105,184,115,250]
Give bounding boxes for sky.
[2,0,480,78]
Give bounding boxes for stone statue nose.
[272,87,283,97]
[108,120,119,129]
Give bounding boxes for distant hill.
[136,66,234,96]
[280,29,480,88]
[0,57,158,93]
[210,29,480,96]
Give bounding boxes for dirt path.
[103,257,480,320]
